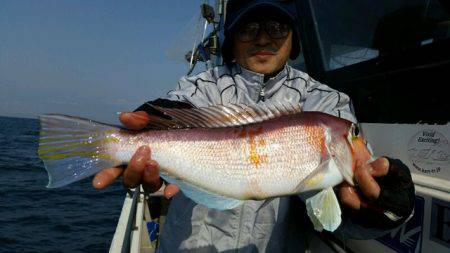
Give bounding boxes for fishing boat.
[110,1,450,252]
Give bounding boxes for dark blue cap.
[222,0,301,64]
[225,0,298,32]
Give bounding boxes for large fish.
[38,101,371,232]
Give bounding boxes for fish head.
[325,122,369,187]
[301,119,357,192]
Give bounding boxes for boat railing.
[110,187,140,253]
[110,185,167,253]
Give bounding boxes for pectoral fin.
[306,187,342,232]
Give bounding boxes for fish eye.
[353,124,360,136]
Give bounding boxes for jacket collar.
[232,64,290,101]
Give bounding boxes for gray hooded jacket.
[157,64,377,252]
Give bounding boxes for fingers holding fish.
[123,146,151,188]
[141,159,178,197]
[141,161,178,197]
[142,159,164,193]
[119,111,150,130]
[338,165,381,210]
[164,184,180,199]
[352,157,389,201]
[92,166,125,189]
[354,162,381,201]
[368,157,389,177]
[340,158,390,209]
[338,182,362,210]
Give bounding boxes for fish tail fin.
[38,114,121,188]
[306,186,342,232]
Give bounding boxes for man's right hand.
[91,111,180,199]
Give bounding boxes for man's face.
[232,12,293,75]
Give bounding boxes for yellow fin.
[39,114,121,188]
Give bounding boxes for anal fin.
[306,187,342,232]
[160,172,243,210]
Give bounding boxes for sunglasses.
[235,20,291,42]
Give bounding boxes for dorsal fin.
[144,100,301,129]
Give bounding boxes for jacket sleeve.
[301,78,357,123]
[134,71,218,114]
[166,73,220,107]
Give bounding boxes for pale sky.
[0,0,208,123]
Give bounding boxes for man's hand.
[338,157,415,229]
[92,111,180,199]
[339,157,389,210]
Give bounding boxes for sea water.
[0,116,125,252]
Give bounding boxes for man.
[93,0,415,252]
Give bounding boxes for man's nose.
[254,29,271,46]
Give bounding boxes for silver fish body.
[104,112,355,200]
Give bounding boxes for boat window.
[309,0,450,71]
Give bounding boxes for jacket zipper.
[257,84,266,102]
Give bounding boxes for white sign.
[407,130,450,175]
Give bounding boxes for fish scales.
[103,113,347,200]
